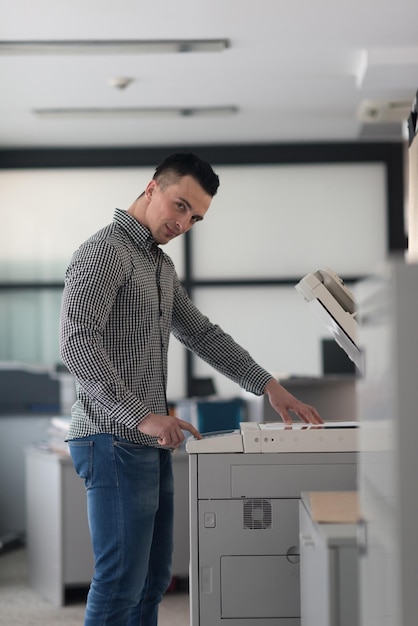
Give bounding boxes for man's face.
[144,175,212,245]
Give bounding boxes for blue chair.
[195,398,247,435]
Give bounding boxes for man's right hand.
[137,413,202,448]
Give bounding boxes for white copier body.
[187,422,358,626]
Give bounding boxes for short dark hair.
[153,152,220,197]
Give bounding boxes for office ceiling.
[1,0,417,149]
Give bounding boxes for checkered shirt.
[59,209,273,447]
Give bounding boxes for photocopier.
[186,269,361,626]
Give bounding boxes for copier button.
[204,512,216,528]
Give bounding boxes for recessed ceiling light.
[108,77,135,90]
[0,39,229,55]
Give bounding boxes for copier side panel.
[189,454,200,626]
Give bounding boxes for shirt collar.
[113,208,157,251]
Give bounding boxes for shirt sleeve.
[59,239,151,428]
[171,277,274,395]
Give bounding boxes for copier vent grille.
[243,499,272,530]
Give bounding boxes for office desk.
[25,446,189,606]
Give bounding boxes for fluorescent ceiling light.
[33,106,238,119]
[0,39,229,55]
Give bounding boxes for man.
[60,152,322,626]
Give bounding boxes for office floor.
[0,545,190,626]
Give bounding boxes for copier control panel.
[186,420,358,454]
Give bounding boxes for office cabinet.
[299,492,359,626]
[25,447,94,606]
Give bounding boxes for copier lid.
[295,268,363,372]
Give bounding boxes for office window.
[0,290,62,363]
[0,167,185,397]
[193,163,387,279]
[0,167,184,282]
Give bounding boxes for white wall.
[0,161,388,398]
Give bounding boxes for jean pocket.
[68,439,93,486]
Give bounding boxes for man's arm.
[171,279,323,425]
[60,239,152,428]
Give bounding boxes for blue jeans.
[68,434,174,626]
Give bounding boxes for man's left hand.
[264,379,324,426]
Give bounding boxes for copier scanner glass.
[295,268,362,371]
